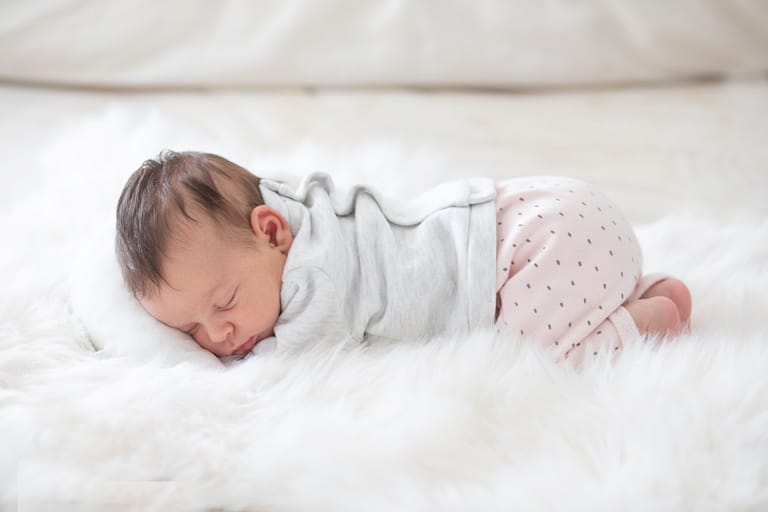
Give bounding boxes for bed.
[1,2,767,510]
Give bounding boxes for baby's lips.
[233,336,256,355]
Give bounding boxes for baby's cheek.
[191,332,216,353]
[252,298,280,328]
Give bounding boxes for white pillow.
[2,0,766,88]
[69,220,223,368]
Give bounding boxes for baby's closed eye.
[215,289,238,311]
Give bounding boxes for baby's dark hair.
[115,150,264,298]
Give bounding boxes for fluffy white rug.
[1,88,767,511]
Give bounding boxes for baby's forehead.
[157,233,225,295]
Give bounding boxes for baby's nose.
[210,323,234,344]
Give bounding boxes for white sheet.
[1,78,767,509]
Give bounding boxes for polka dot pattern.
[493,177,651,362]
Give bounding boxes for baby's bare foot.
[625,296,682,337]
[640,278,692,325]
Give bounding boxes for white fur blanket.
[1,81,767,510]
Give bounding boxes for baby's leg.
[496,281,653,366]
[561,307,638,365]
[494,177,647,360]
[563,277,691,365]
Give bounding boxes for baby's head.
[116,150,292,356]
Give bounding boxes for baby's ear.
[249,206,292,251]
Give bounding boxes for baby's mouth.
[232,336,257,356]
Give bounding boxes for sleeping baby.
[116,150,691,365]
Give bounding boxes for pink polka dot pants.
[494,177,665,364]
